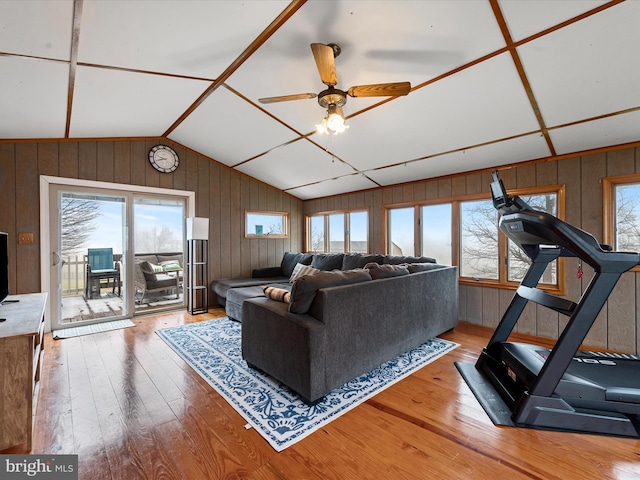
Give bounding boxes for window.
[421,203,452,265]
[384,185,563,290]
[245,210,289,238]
[459,187,562,288]
[306,210,369,253]
[604,175,640,266]
[388,207,414,256]
[459,199,498,278]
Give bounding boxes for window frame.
[244,210,289,239]
[603,173,640,272]
[305,208,370,253]
[383,185,565,293]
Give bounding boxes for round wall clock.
[149,145,179,173]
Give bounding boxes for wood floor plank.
[29,310,640,480]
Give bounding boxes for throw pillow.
[289,263,320,283]
[159,260,182,271]
[157,254,183,266]
[262,285,291,303]
[311,253,344,271]
[289,269,372,314]
[342,253,384,270]
[364,262,410,279]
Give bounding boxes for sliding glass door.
[133,197,185,314]
[48,182,188,331]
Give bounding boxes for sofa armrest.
[252,266,283,278]
[242,297,327,403]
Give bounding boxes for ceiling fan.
[258,43,411,134]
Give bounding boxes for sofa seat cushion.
[289,269,372,314]
[226,283,290,321]
[145,273,179,290]
[212,276,288,300]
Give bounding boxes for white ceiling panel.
[329,52,540,171]
[498,0,608,41]
[70,66,211,138]
[168,87,299,167]
[236,139,356,191]
[0,57,69,139]
[78,0,290,78]
[518,1,640,127]
[550,110,640,155]
[367,133,550,186]
[0,0,74,60]
[286,174,379,201]
[2,1,640,199]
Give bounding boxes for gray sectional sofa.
[211,252,459,405]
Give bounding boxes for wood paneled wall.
[305,146,640,354]
[0,139,304,306]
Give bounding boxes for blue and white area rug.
[157,317,458,451]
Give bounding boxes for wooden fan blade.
[311,43,338,87]
[347,81,411,98]
[258,93,317,104]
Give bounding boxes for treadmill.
[474,171,640,437]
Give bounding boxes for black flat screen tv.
[0,232,8,304]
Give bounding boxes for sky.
[70,197,184,255]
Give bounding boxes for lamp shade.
[186,217,209,240]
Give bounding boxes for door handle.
[52,251,61,266]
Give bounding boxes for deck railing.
[62,255,86,296]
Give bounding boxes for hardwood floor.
[31,309,640,479]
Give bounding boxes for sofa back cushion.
[281,252,313,277]
[384,255,436,265]
[406,262,448,273]
[364,262,410,279]
[289,269,372,314]
[342,253,384,270]
[311,253,344,271]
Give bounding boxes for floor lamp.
[186,217,209,315]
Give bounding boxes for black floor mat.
[455,361,515,427]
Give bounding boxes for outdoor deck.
[61,252,184,324]
[61,289,184,324]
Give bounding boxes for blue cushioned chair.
[85,248,121,299]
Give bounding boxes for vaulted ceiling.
[2,0,639,199]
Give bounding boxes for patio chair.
[85,248,121,299]
[134,255,181,304]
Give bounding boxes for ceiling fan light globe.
[326,112,346,132]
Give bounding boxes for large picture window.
[306,209,369,253]
[384,185,563,290]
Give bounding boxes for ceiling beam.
[65,0,83,138]
[163,0,307,137]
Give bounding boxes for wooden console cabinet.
[0,293,47,452]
